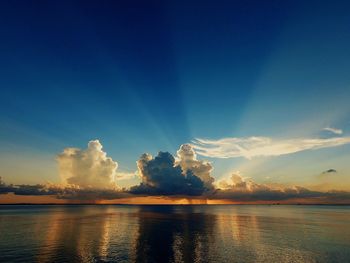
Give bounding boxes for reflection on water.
[0,205,349,262]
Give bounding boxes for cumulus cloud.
[0,140,130,200]
[211,172,350,202]
[57,140,118,189]
[130,151,208,196]
[176,144,214,189]
[192,136,350,159]
[323,127,343,135]
[216,172,272,192]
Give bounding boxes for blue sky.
[1,0,350,189]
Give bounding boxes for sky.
[1,0,350,204]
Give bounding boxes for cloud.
[0,177,14,194]
[210,173,350,202]
[176,144,214,189]
[57,140,118,189]
[1,173,350,203]
[192,136,350,159]
[55,187,130,200]
[322,169,337,174]
[0,180,129,200]
[115,171,137,180]
[0,180,66,196]
[2,141,350,203]
[2,143,215,200]
[130,151,208,196]
[216,172,272,193]
[323,127,343,135]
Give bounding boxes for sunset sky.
[1,0,350,204]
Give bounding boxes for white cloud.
[57,140,118,189]
[115,171,137,180]
[176,144,214,188]
[192,136,350,159]
[216,172,270,192]
[210,172,349,202]
[323,127,343,135]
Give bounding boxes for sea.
[0,205,349,263]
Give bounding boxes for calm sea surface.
[0,205,349,263]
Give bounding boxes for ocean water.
[0,205,349,263]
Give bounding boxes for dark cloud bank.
[1,142,350,203]
[0,178,129,200]
[1,176,349,203]
[130,152,206,196]
[130,144,214,196]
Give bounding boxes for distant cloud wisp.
[322,169,337,174]
[323,127,343,135]
[192,136,350,159]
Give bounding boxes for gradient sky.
[1,0,350,194]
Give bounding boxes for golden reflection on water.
[33,206,140,262]
[36,209,65,262]
[214,208,316,262]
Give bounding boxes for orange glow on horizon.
[1,193,349,205]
